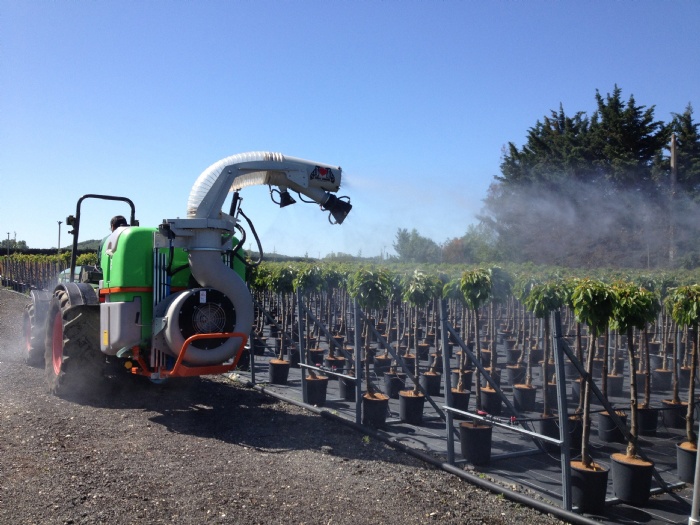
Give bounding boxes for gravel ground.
[0,288,567,524]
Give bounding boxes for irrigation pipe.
[242,379,601,525]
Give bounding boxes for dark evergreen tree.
[481,86,696,269]
[588,85,668,189]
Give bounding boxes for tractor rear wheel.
[23,302,46,367]
[44,289,104,396]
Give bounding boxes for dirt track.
[0,288,565,524]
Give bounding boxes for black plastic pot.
[680,367,692,389]
[506,348,521,365]
[449,388,470,419]
[677,442,698,483]
[611,452,653,506]
[512,384,537,412]
[451,369,473,392]
[652,368,672,391]
[606,374,624,397]
[419,372,441,397]
[638,407,659,436]
[417,343,430,360]
[288,346,300,368]
[538,415,559,453]
[268,359,290,385]
[398,391,425,425]
[428,353,444,372]
[481,368,501,389]
[402,354,417,375]
[568,416,583,452]
[480,387,502,416]
[649,353,663,370]
[570,461,609,514]
[324,356,345,379]
[598,411,627,443]
[661,400,686,429]
[383,372,406,399]
[362,393,389,428]
[309,349,325,367]
[338,375,357,401]
[304,375,329,406]
[253,337,267,356]
[373,355,392,376]
[529,348,544,365]
[506,365,526,387]
[459,421,492,466]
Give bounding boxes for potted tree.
[295,264,329,406]
[484,267,513,387]
[569,278,616,514]
[443,277,472,415]
[458,268,494,464]
[349,266,392,427]
[322,264,347,374]
[509,276,539,389]
[267,265,296,384]
[666,284,700,483]
[609,282,659,505]
[420,272,448,396]
[399,269,434,425]
[384,272,408,398]
[522,281,564,423]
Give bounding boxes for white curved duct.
[186,151,344,220]
[162,152,347,365]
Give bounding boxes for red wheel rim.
[51,313,63,376]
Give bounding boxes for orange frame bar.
[130,332,249,379]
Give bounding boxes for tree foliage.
[393,228,441,264]
[481,85,700,269]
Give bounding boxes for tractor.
[22,151,352,395]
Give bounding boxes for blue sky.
[2,1,698,258]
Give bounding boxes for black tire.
[22,302,46,367]
[44,289,104,396]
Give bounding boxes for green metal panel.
[99,226,246,345]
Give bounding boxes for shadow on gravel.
[58,373,411,464]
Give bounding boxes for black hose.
[236,209,263,267]
[243,380,601,525]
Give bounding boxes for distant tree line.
[394,86,700,269]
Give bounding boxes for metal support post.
[440,299,456,465]
[354,299,362,425]
[297,288,307,404]
[553,311,572,511]
[689,415,700,524]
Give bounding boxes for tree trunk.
[686,324,698,446]
[581,332,597,468]
[626,327,639,458]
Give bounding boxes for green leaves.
[402,269,436,308]
[293,264,325,293]
[348,266,392,311]
[570,278,616,337]
[523,280,565,318]
[459,268,492,311]
[666,284,700,328]
[269,264,296,295]
[611,282,659,332]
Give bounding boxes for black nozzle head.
[279,190,296,208]
[322,194,352,224]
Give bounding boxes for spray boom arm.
[186,151,351,225]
